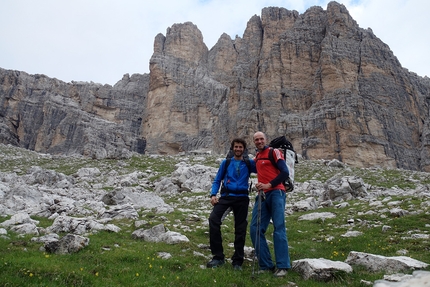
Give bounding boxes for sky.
[0,0,428,85]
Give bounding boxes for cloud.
[0,0,428,85]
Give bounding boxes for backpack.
[267,136,298,192]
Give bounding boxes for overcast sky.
[1,0,428,85]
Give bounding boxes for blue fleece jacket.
[210,158,256,197]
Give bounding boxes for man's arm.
[269,158,289,188]
[250,159,257,174]
[210,160,226,197]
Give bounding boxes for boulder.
[345,251,429,273]
[131,223,189,244]
[44,234,89,254]
[292,258,353,281]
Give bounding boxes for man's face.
[253,132,266,150]
[233,142,244,157]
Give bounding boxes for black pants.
[208,196,250,266]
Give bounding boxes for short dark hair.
[230,138,247,150]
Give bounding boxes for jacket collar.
[256,145,269,153]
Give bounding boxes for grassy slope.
[0,145,429,286]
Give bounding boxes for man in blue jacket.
[207,138,256,270]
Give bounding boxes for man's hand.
[256,182,272,191]
[210,196,219,206]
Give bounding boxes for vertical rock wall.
[142,2,430,170]
[0,71,148,158]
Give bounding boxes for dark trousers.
[208,196,250,266]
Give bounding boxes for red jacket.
[255,147,286,192]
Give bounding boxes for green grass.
[0,144,430,286]
[2,203,429,286]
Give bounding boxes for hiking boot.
[257,266,275,274]
[233,265,242,271]
[206,259,225,268]
[273,268,288,277]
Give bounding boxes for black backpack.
[267,136,298,192]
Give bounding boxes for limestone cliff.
[1,1,430,171]
[0,72,147,158]
[144,2,430,171]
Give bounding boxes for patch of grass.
[1,203,430,287]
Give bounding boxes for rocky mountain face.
[0,72,148,158]
[1,1,430,170]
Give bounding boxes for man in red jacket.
[250,131,291,277]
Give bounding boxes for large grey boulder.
[292,258,353,281]
[374,271,430,287]
[10,223,39,235]
[24,166,74,187]
[100,203,139,219]
[292,197,319,212]
[154,162,217,193]
[105,189,173,214]
[324,176,368,202]
[31,233,60,244]
[44,234,89,254]
[345,251,429,273]
[46,215,121,235]
[0,212,39,227]
[131,223,189,244]
[298,212,336,221]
